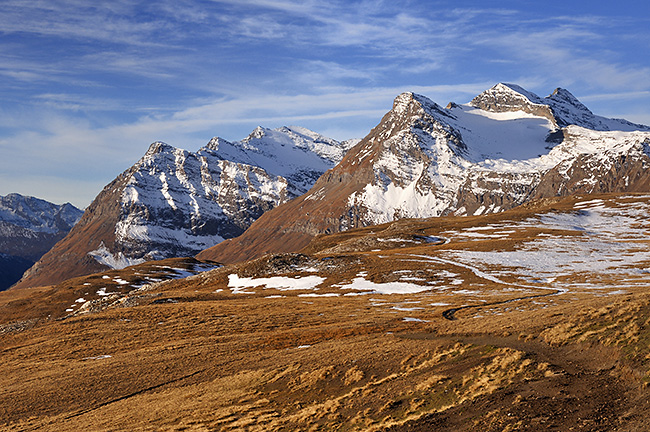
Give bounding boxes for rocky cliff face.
[0,194,82,290]
[198,84,650,264]
[15,127,352,289]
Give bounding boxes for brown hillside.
[3,193,650,430]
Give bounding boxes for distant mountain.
[198,84,650,264]
[0,193,82,290]
[15,127,355,289]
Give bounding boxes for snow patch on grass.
[340,276,430,295]
[96,288,116,296]
[402,317,428,323]
[88,242,146,270]
[228,274,326,292]
[83,355,112,360]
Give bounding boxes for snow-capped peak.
[205,136,230,152]
[392,92,418,114]
[72,125,353,273]
[547,87,589,110]
[469,83,552,122]
[202,125,354,193]
[391,92,453,119]
[471,84,650,133]
[344,83,650,226]
[144,141,176,156]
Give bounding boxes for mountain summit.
[198,84,650,263]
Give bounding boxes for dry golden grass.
[2,193,650,431]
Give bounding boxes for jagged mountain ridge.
[198,84,650,264]
[0,194,82,290]
[15,127,355,289]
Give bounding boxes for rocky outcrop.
[469,83,557,126]
[471,83,650,132]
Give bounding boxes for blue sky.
[1,0,649,208]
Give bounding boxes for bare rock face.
[15,127,352,289]
[199,84,650,264]
[0,194,82,290]
[469,83,557,125]
[532,140,650,198]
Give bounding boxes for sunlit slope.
[3,193,650,430]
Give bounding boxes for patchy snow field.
[214,194,650,323]
[442,196,650,292]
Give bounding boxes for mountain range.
[14,127,356,289]
[0,194,82,290]
[12,83,650,289]
[5,82,650,431]
[198,83,650,263]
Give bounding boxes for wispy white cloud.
[166,82,493,132]
[3,1,645,96]
[0,1,163,46]
[32,93,134,112]
[477,20,650,86]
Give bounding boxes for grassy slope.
[2,193,650,431]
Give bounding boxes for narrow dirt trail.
[407,254,567,320]
[440,291,560,320]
